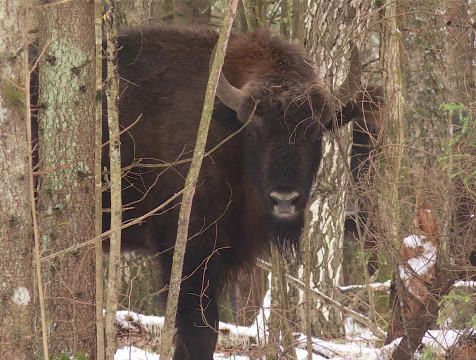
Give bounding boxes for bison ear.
[212,100,242,131]
[325,100,361,132]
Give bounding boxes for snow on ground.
[115,309,472,360]
[115,346,160,360]
[117,310,164,334]
[114,259,472,360]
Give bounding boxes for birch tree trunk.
[295,0,373,337]
[37,1,97,356]
[306,124,353,336]
[0,1,34,358]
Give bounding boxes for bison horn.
[333,42,362,108]
[210,42,246,112]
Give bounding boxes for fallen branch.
[339,281,391,292]
[256,259,386,339]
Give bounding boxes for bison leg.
[172,274,219,360]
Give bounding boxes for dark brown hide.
[102,25,359,359]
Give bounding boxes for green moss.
[218,293,234,323]
[2,81,25,112]
[8,215,19,228]
[47,352,88,360]
[95,89,103,103]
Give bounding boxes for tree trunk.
[0,2,34,358]
[305,0,373,84]
[291,0,304,44]
[37,1,97,356]
[242,0,262,29]
[443,0,475,108]
[299,0,373,337]
[159,1,239,358]
[104,1,122,358]
[268,246,297,359]
[378,0,408,348]
[94,0,105,357]
[443,0,476,279]
[173,0,211,25]
[382,2,470,354]
[306,124,353,337]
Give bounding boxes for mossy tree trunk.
[37,0,97,356]
[0,1,34,358]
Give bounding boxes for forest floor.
[114,310,475,360]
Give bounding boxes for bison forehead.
[239,79,334,128]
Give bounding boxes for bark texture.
[382,2,474,355]
[296,0,373,337]
[172,0,211,25]
[398,0,447,163]
[305,123,353,336]
[305,0,373,86]
[104,1,122,358]
[37,0,96,356]
[94,0,105,357]
[0,1,34,358]
[443,0,475,107]
[379,0,407,348]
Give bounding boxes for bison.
[102,25,362,359]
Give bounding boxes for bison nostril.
[269,191,300,213]
[269,195,279,207]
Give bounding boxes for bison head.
[214,45,361,252]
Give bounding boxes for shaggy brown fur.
[102,25,360,359]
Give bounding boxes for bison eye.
[247,133,256,143]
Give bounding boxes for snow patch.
[454,280,476,288]
[402,234,426,248]
[399,235,437,300]
[113,311,472,359]
[399,241,436,278]
[296,333,381,360]
[12,287,30,306]
[345,317,378,341]
[115,346,159,360]
[214,355,249,360]
[117,310,164,341]
[339,280,391,292]
[217,322,257,350]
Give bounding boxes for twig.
[159,0,240,358]
[122,111,252,172]
[257,259,386,339]
[34,0,74,9]
[25,2,49,357]
[39,185,189,262]
[339,281,391,292]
